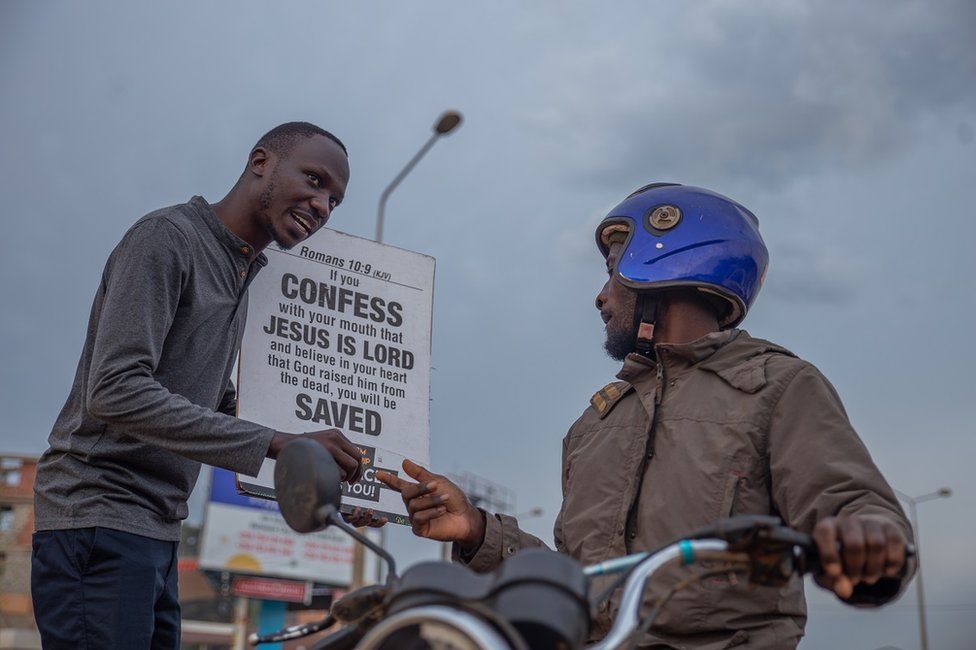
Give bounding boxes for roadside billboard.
[198,468,353,585]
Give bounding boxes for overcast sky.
[2,1,974,647]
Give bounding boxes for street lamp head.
[937,487,952,498]
[376,109,464,242]
[434,110,463,135]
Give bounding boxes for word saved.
[295,393,382,436]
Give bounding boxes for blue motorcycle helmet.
[596,183,768,346]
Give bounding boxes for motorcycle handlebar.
[249,615,334,645]
[250,516,916,648]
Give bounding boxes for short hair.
[253,121,347,158]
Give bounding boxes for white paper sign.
[236,229,435,525]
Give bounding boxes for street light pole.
[894,487,951,650]
[368,110,462,582]
[375,110,463,243]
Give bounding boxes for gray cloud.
[525,0,976,192]
[762,237,859,305]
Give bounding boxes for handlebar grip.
[801,540,917,575]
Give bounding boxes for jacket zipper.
[655,362,664,405]
[624,361,665,551]
[728,476,743,517]
[726,476,745,586]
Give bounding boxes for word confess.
[281,273,403,326]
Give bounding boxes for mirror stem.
[318,505,398,585]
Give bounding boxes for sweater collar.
[187,196,268,267]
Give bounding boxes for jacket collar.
[615,329,795,395]
[616,329,738,384]
[658,329,739,366]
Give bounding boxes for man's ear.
[248,146,274,178]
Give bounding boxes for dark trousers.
[31,527,180,649]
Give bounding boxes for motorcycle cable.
[624,563,748,650]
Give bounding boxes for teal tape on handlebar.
[679,539,694,565]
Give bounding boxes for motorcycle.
[251,438,914,649]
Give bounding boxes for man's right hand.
[267,429,364,484]
[376,460,485,551]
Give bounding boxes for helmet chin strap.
[634,293,660,358]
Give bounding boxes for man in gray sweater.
[32,122,365,649]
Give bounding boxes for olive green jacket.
[458,330,913,649]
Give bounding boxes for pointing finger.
[375,471,409,493]
[376,471,432,502]
[401,479,434,501]
[403,459,437,483]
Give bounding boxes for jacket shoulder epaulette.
[589,380,633,418]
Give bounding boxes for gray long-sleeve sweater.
[34,197,276,541]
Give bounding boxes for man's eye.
[329,198,339,209]
[306,173,320,186]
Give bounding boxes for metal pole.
[351,527,366,589]
[895,487,950,650]
[375,526,387,583]
[375,132,440,243]
[907,499,929,650]
[231,596,249,650]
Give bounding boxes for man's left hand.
[812,515,907,600]
[341,507,388,529]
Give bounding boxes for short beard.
[604,320,638,361]
[257,172,295,250]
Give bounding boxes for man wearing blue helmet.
[381,183,914,648]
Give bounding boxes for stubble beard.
[257,172,296,250]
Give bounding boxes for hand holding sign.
[267,428,364,484]
[376,460,485,550]
[342,506,389,528]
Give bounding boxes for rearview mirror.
[274,438,342,533]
